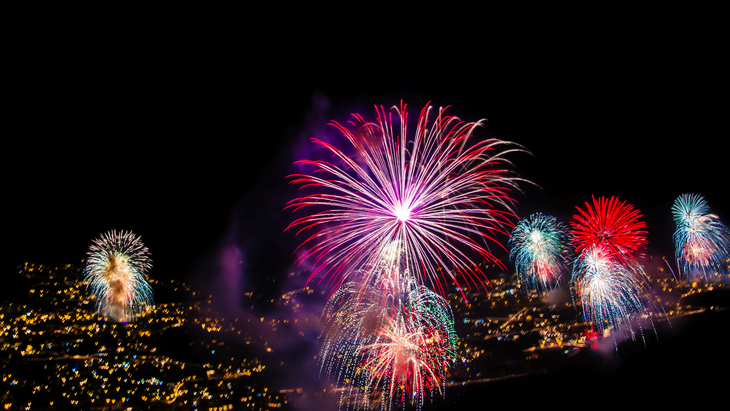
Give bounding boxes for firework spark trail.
[509,213,571,294]
[84,230,153,322]
[672,193,730,281]
[570,195,647,265]
[571,246,659,340]
[286,101,532,294]
[319,252,457,411]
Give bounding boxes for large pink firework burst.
[286,101,530,294]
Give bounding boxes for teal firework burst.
[672,194,730,281]
[509,213,571,294]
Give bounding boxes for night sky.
[5,14,728,407]
[8,20,726,283]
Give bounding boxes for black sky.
[6,13,728,296]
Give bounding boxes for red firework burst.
[583,328,600,348]
[570,195,648,263]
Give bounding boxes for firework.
[569,196,663,344]
[84,230,153,322]
[583,328,601,349]
[360,300,456,411]
[571,246,659,341]
[509,213,571,294]
[286,101,531,294]
[319,257,457,411]
[672,193,730,280]
[570,195,648,265]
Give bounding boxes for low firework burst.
[84,230,153,322]
[570,246,661,345]
[319,252,457,411]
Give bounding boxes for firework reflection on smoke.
[286,101,531,294]
[509,213,571,295]
[84,230,153,322]
[672,193,730,281]
[319,247,457,410]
